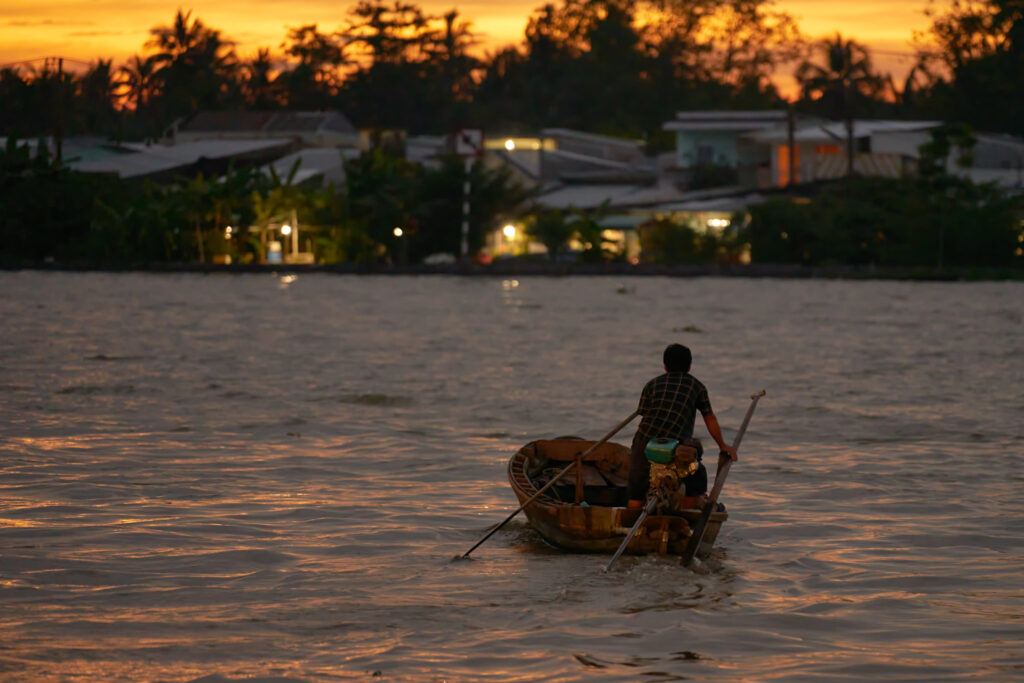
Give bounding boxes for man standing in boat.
[627,343,737,510]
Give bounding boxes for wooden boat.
[508,438,728,558]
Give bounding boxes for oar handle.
[462,410,640,559]
[730,389,766,452]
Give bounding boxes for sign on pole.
[454,129,484,158]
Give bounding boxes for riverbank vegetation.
[0,140,531,265]
[3,1,1023,142]
[1,0,1023,268]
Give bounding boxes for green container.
[645,437,679,464]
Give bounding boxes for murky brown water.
[1,272,1022,682]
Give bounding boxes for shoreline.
[3,261,1023,281]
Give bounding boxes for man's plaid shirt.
[636,371,713,441]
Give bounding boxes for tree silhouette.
[917,0,1024,134]
[76,60,120,136]
[146,9,239,119]
[419,10,481,130]
[120,55,159,111]
[242,48,283,109]
[281,25,346,109]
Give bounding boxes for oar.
[461,410,640,559]
[604,491,660,572]
[680,389,765,567]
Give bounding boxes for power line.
[1,55,96,69]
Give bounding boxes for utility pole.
[453,129,483,264]
[55,57,64,165]
[461,157,472,261]
[787,106,797,186]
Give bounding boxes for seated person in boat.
[627,343,737,510]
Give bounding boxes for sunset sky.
[2,0,935,83]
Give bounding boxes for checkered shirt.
[636,372,713,441]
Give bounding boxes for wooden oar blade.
[682,390,764,566]
[604,494,659,572]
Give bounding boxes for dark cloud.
[8,19,94,27]
[67,30,123,37]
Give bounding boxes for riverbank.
[4,260,1024,280]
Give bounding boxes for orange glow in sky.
[1,0,934,81]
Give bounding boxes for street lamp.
[393,227,403,237]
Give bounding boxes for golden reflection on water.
[0,518,42,528]
[1,274,1022,681]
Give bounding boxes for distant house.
[60,110,360,182]
[741,120,1024,190]
[482,128,655,189]
[741,120,936,187]
[476,126,770,263]
[174,110,359,149]
[663,110,788,171]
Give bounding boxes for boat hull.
[508,438,727,558]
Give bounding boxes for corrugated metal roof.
[675,110,787,121]
[262,148,346,185]
[746,120,940,144]
[541,127,643,149]
[537,181,691,210]
[664,110,787,132]
[656,193,765,213]
[181,110,357,136]
[185,111,276,132]
[70,138,293,178]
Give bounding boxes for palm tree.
[281,24,346,108]
[145,10,238,115]
[796,34,886,177]
[119,55,158,111]
[243,48,282,108]
[77,59,119,133]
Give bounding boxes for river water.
[1,272,1022,682]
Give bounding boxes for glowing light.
[707,218,731,228]
[393,227,403,237]
[504,139,516,151]
[281,224,292,236]
[502,224,516,239]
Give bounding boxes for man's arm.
[702,412,738,461]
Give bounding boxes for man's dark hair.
[663,343,692,373]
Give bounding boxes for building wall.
[973,139,1024,170]
[674,131,741,169]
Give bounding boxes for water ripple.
[0,273,1022,682]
